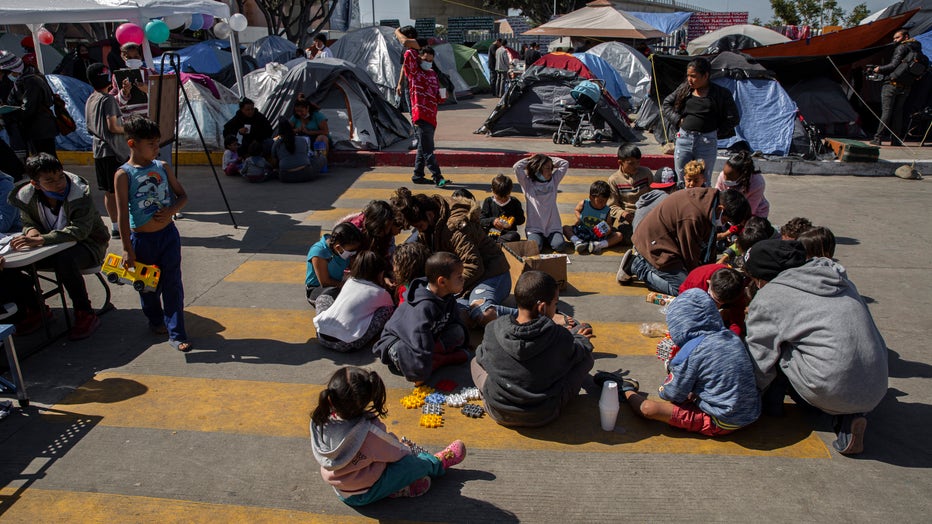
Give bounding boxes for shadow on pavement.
[857,388,932,468]
[53,377,148,405]
[887,347,932,378]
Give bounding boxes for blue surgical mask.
[533,172,549,183]
[420,61,432,71]
[8,72,20,81]
[41,178,71,202]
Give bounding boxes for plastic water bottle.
[639,322,667,338]
[599,381,620,431]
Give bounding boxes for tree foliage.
[234,0,339,47]
[483,0,583,26]
[769,0,870,30]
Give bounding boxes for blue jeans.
[340,453,445,506]
[630,253,687,296]
[131,223,187,341]
[527,231,567,253]
[673,129,717,186]
[457,271,517,320]
[414,120,441,180]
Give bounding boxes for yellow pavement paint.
[336,187,588,205]
[59,150,223,167]
[0,488,374,523]
[225,261,306,284]
[358,172,609,184]
[588,322,659,356]
[305,208,357,223]
[186,306,315,343]
[563,272,647,297]
[53,373,828,459]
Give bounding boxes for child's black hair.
[24,153,63,180]
[737,216,775,252]
[224,135,239,148]
[780,217,812,240]
[491,173,513,197]
[238,97,255,109]
[719,189,751,226]
[797,226,836,259]
[310,366,387,426]
[526,153,553,181]
[328,222,364,251]
[123,115,161,141]
[398,25,418,39]
[350,250,386,284]
[616,143,641,160]
[709,267,746,305]
[589,180,611,199]
[724,151,757,192]
[390,187,439,228]
[313,33,328,45]
[247,140,264,157]
[277,116,296,155]
[392,243,431,286]
[120,42,141,56]
[452,188,476,201]
[514,270,558,311]
[425,251,461,284]
[419,46,435,57]
[361,200,398,243]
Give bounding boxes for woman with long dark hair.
[271,116,315,183]
[662,58,740,187]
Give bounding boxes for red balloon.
[37,28,54,46]
[115,23,145,46]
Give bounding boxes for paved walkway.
[0,161,929,522]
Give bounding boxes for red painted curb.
[331,150,674,170]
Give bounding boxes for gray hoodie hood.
[769,257,850,297]
[310,417,371,471]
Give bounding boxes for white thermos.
[599,381,620,431]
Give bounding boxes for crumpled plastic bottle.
[639,322,667,338]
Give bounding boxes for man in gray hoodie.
[745,240,888,455]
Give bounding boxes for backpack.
[891,46,929,83]
[52,93,77,136]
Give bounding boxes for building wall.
[409,0,702,27]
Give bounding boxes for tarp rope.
[827,55,928,161]
[649,53,671,144]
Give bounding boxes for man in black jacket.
[871,29,926,146]
[222,98,274,156]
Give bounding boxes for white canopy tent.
[0,0,240,89]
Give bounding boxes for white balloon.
[213,21,231,39]
[163,14,187,30]
[229,13,248,32]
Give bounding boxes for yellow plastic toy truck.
[100,253,160,293]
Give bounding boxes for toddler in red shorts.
[597,288,761,436]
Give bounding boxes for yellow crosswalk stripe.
[0,488,372,523]
[52,373,828,459]
[336,188,588,205]
[358,172,613,184]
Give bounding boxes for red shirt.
[679,263,747,337]
[404,48,439,127]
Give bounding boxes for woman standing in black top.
[662,58,740,187]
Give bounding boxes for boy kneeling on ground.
[472,270,594,427]
[602,288,760,436]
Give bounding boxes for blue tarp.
[916,30,932,52]
[713,77,797,155]
[628,12,692,34]
[48,74,93,152]
[155,39,232,74]
[572,53,631,101]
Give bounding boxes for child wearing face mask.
[306,223,365,309]
[714,151,769,218]
[111,43,150,118]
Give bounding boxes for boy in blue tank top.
[114,115,191,352]
[563,180,625,255]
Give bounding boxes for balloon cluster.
[115,13,247,46]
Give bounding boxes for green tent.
[453,43,490,93]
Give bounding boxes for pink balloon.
[115,23,145,45]
[201,14,215,30]
[37,28,54,46]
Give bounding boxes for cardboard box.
[502,240,568,290]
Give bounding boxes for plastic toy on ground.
[461,403,485,418]
[419,414,443,428]
[445,393,467,407]
[401,436,429,455]
[461,387,481,401]
[422,403,444,415]
[424,392,446,405]
[412,385,435,399]
[400,395,425,409]
[100,252,161,292]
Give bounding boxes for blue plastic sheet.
[714,77,797,156]
[628,12,692,34]
[48,74,93,152]
[155,40,232,74]
[572,53,631,100]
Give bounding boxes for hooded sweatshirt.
[746,258,888,415]
[632,187,719,273]
[631,189,670,233]
[475,314,594,427]
[659,289,761,429]
[422,195,509,292]
[310,416,410,496]
[373,277,466,383]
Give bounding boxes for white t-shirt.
[313,278,394,342]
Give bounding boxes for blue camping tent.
[155,39,232,74]
[48,74,93,151]
[628,12,692,34]
[572,53,631,101]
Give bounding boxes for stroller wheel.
[572,136,582,147]
[553,132,559,144]
[594,133,603,144]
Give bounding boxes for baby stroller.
[553,79,605,147]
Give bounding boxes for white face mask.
[125,59,143,69]
[339,249,356,261]
[8,72,20,81]
[722,179,740,187]
[420,61,432,71]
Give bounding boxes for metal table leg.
[0,324,28,408]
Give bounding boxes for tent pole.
[29,25,44,73]
[229,30,245,98]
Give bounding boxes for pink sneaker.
[389,476,431,498]
[434,439,466,470]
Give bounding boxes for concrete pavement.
[0,160,929,522]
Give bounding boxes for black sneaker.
[412,175,433,185]
[111,229,121,239]
[594,370,639,400]
[616,249,634,284]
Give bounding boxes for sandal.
[169,339,193,352]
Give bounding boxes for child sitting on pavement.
[607,144,652,239]
[682,159,706,188]
[797,226,836,259]
[222,135,242,177]
[311,366,466,505]
[479,173,524,243]
[718,216,775,269]
[564,180,625,255]
[472,270,595,427]
[602,288,761,436]
[305,223,365,309]
[391,242,431,305]
[373,252,470,384]
[679,265,749,337]
[239,140,272,183]
[779,217,812,240]
[514,154,569,253]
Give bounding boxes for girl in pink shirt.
[310,367,466,505]
[714,151,770,218]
